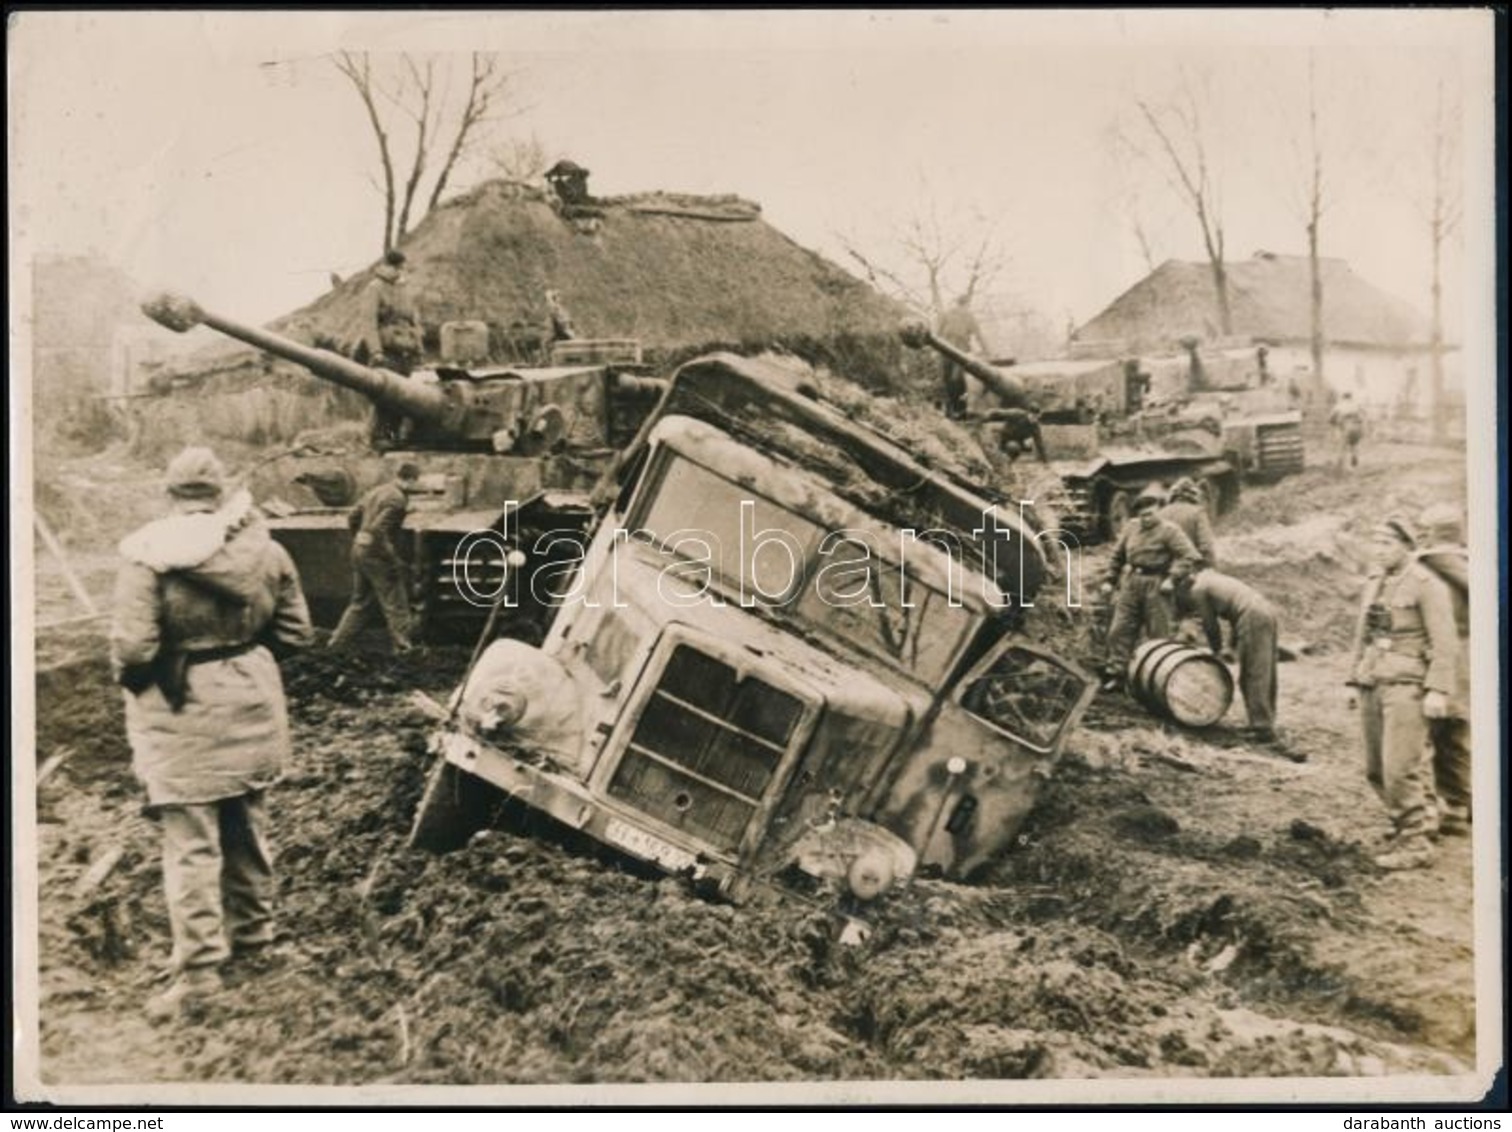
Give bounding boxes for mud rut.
[28,446,1476,1085]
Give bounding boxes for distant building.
[1070,252,1459,420]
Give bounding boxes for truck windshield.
[634,454,979,686]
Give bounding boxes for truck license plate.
[603,818,697,873]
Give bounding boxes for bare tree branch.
[427,53,505,215]
[334,51,397,255]
[393,55,434,243]
[334,51,519,256]
[1426,77,1462,442]
[1130,70,1232,335]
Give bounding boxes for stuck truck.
[411,351,1097,910]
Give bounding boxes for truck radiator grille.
[608,645,802,852]
[1256,423,1305,474]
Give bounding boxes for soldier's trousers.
[1234,607,1278,730]
[1360,683,1437,839]
[159,791,275,971]
[1429,716,1472,820]
[1106,574,1172,671]
[330,549,413,653]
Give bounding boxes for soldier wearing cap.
[329,462,421,655]
[1159,478,1218,568]
[1415,504,1471,835]
[1348,515,1458,869]
[1100,484,1202,691]
[111,447,313,1019]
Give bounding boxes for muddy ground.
[25,442,1482,1087]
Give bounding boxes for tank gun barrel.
[899,320,1033,411]
[140,293,450,426]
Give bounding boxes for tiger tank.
[141,293,666,641]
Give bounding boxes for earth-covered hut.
[138,174,927,449]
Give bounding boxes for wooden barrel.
[1128,638,1234,728]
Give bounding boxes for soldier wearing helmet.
[1099,484,1201,691]
[1347,516,1458,870]
[1159,477,1218,568]
[1414,503,1471,836]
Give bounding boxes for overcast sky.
[8,9,1494,341]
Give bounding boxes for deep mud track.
[25,445,1483,1088]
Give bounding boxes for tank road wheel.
[409,758,505,853]
[1103,488,1135,541]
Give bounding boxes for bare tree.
[1423,79,1462,443]
[1273,53,1330,390]
[837,190,1008,322]
[1104,122,1166,277]
[333,51,517,256]
[491,133,551,184]
[1127,69,1233,336]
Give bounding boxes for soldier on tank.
[1099,485,1201,692]
[1347,517,1458,870]
[935,294,989,419]
[545,288,578,343]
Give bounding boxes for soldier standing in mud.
[111,448,313,1019]
[1414,504,1472,836]
[1347,516,1458,871]
[935,293,988,419]
[328,462,420,656]
[1159,478,1218,568]
[1099,485,1201,692]
[1174,569,1282,746]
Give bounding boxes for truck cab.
[415,354,1096,908]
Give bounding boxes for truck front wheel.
[409,758,505,853]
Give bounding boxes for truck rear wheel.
[409,758,504,853]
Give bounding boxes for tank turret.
[141,292,665,639]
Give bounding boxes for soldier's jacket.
[936,306,984,349]
[1159,500,1218,567]
[1350,562,1457,694]
[1414,545,1470,715]
[1106,517,1201,588]
[1179,570,1273,654]
[348,481,409,559]
[112,499,313,805]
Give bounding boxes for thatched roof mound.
[1073,252,1432,354]
[164,178,918,391]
